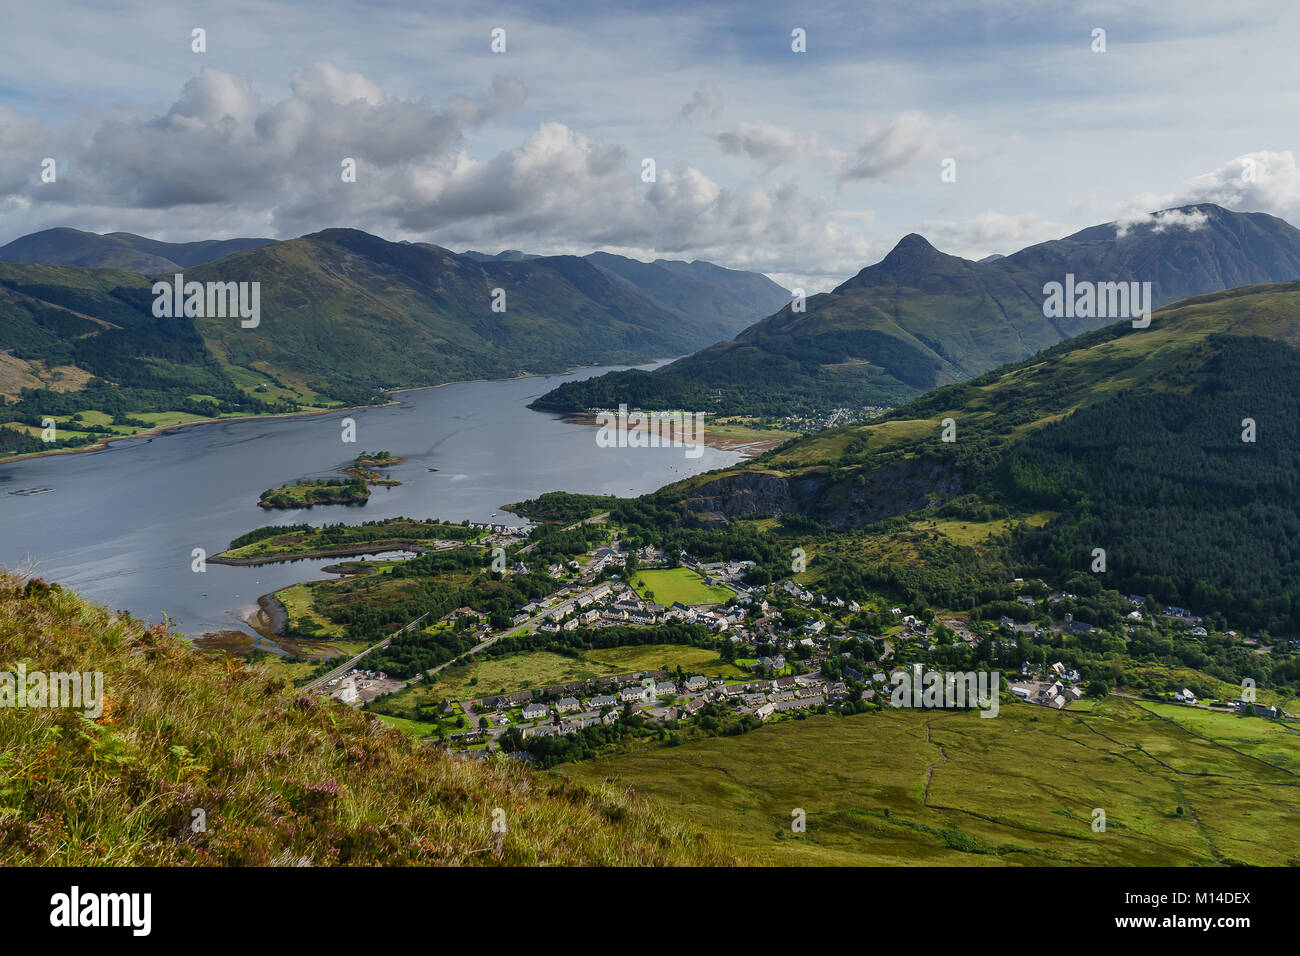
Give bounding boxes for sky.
[3,0,1300,290]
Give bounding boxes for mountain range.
[531,203,1300,417]
[0,228,788,447]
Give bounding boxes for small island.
[258,451,406,508]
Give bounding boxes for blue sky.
[2,0,1298,289]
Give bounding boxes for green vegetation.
[372,643,745,710]
[219,517,481,560]
[629,567,732,605]
[559,701,1300,866]
[258,476,369,509]
[0,573,736,865]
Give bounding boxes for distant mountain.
[667,280,1300,631]
[187,228,735,403]
[0,228,775,453]
[461,248,789,335]
[532,204,1300,417]
[0,228,275,273]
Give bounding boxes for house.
[1173,688,1197,705]
[587,695,617,709]
[618,686,643,703]
[521,702,549,720]
[556,696,581,714]
[511,612,530,625]
[755,702,776,721]
[804,619,826,635]
[683,675,708,693]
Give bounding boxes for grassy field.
[276,583,346,639]
[629,568,732,606]
[557,698,1300,866]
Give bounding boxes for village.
[308,523,1292,759]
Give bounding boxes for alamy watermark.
[0,664,103,718]
[595,404,706,459]
[1042,274,1151,328]
[883,664,1000,718]
[152,273,260,328]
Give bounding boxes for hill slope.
[669,281,1300,632]
[0,228,275,273]
[533,204,1300,416]
[0,572,734,865]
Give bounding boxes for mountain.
[462,248,790,334]
[186,229,738,403]
[0,571,734,865]
[667,280,1300,632]
[0,228,771,455]
[532,204,1300,417]
[0,227,275,273]
[582,251,790,333]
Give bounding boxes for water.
[0,362,741,639]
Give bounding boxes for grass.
[217,519,478,561]
[908,512,1055,548]
[275,583,346,640]
[629,568,732,606]
[557,698,1300,866]
[0,572,737,866]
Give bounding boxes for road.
[302,612,430,692]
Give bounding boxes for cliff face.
[682,457,962,530]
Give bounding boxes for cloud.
[828,110,936,182]
[1111,151,1300,235]
[676,81,724,123]
[917,210,1068,260]
[712,122,814,167]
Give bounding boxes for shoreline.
[0,357,677,468]
[560,413,789,458]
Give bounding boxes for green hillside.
[666,281,1300,633]
[0,572,735,866]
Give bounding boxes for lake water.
[0,361,741,640]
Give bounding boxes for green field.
[557,698,1300,866]
[630,568,732,606]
